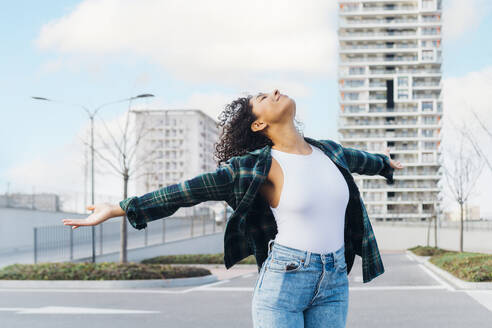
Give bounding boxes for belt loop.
[304,250,311,267]
[268,239,274,255]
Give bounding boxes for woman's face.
[249,89,295,133]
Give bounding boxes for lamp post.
[32,94,155,262]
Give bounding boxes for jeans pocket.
[267,252,303,273]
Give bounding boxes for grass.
[0,252,258,280]
[141,253,257,265]
[0,262,211,280]
[408,245,492,282]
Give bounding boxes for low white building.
[131,109,222,217]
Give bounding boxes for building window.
[349,67,365,75]
[422,0,435,10]
[422,50,434,60]
[422,152,434,162]
[424,141,436,149]
[398,90,408,99]
[422,129,434,137]
[422,101,433,111]
[346,79,365,87]
[398,76,408,87]
[345,92,360,100]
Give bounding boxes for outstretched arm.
[119,159,237,230]
[341,146,402,185]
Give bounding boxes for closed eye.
[261,95,267,101]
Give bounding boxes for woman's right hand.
[62,203,122,229]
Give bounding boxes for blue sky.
[1,0,491,214]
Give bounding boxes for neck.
[269,123,310,153]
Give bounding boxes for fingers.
[392,160,404,169]
[62,218,90,227]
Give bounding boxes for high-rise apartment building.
[337,0,443,222]
[131,109,221,216]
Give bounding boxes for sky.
[1,0,491,215]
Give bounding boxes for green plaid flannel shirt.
[119,136,394,283]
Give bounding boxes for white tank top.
[270,144,349,254]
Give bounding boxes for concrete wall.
[373,223,492,254]
[73,232,224,263]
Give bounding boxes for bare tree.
[461,107,492,173]
[442,124,484,252]
[79,104,162,263]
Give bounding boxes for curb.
[405,250,492,290]
[0,274,218,289]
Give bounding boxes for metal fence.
[33,212,223,264]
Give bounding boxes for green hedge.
[141,253,257,265]
[409,245,492,282]
[0,262,211,280]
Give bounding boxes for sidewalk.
[168,263,258,280]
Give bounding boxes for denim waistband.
[267,239,345,266]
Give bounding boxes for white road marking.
[180,279,231,293]
[242,273,255,278]
[0,285,452,294]
[0,288,188,294]
[464,291,492,313]
[418,263,456,291]
[406,253,416,262]
[353,276,363,283]
[0,306,159,314]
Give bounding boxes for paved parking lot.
[0,251,491,327]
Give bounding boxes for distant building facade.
[131,109,221,217]
[337,0,444,222]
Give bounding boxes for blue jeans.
[252,239,349,328]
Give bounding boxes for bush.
[141,253,257,265]
[409,245,492,282]
[0,262,211,280]
[408,245,455,257]
[430,252,492,282]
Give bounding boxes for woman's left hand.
[384,147,404,170]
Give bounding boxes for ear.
[251,120,266,133]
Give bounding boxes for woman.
[62,89,404,327]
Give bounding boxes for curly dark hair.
[213,94,304,166]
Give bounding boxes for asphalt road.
[0,251,491,327]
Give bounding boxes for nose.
[272,89,279,100]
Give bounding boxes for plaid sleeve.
[341,146,395,185]
[119,159,237,230]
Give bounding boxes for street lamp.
[32,93,155,263]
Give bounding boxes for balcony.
[339,16,441,27]
[340,43,419,52]
[341,56,418,64]
[340,5,419,16]
[339,31,418,41]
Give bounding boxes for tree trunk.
[120,171,129,263]
[434,213,438,248]
[459,202,464,252]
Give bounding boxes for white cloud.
[441,66,492,216]
[443,0,492,41]
[6,113,130,213]
[34,0,338,88]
